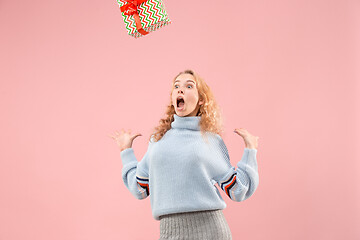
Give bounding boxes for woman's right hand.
[234,128,259,150]
[109,129,142,152]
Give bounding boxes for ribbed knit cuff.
[120,148,137,166]
[238,148,258,170]
[244,148,257,154]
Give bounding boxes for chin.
[175,112,185,117]
[174,110,190,117]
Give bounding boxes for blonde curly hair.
[151,69,223,142]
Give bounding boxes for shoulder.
[149,134,156,143]
[203,132,228,150]
[204,131,224,143]
[147,134,159,147]
[202,132,230,161]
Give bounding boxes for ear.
[198,99,204,106]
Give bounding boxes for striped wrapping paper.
[117,0,171,38]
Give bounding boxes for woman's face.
[171,73,203,117]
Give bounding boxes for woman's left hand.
[234,128,259,149]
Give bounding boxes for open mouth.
[176,96,185,110]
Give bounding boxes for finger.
[131,133,142,140]
[109,135,117,140]
[234,129,244,135]
[234,128,245,132]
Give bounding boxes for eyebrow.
[174,80,196,84]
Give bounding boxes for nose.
[178,89,184,94]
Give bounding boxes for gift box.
[117,0,171,38]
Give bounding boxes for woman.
[110,69,259,239]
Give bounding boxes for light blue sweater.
[120,114,259,220]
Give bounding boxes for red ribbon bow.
[120,0,149,36]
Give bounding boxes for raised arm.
[217,148,259,202]
[121,147,150,200]
[109,129,150,200]
[210,130,259,202]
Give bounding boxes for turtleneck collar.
[171,114,201,131]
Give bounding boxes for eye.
[187,85,193,89]
[174,85,179,89]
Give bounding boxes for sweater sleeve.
[210,135,259,202]
[120,140,152,200]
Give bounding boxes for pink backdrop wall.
[1,0,359,239]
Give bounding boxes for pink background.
[1,0,359,239]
